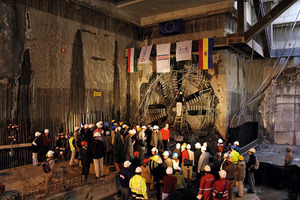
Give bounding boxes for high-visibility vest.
[69,137,75,151]
[129,175,148,199]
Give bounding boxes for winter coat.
[198,152,210,172]
[235,161,246,181]
[120,168,132,188]
[141,165,151,183]
[124,135,134,159]
[80,147,91,166]
[199,173,215,200]
[103,135,112,152]
[224,163,237,180]
[91,139,105,159]
[85,129,94,144]
[194,149,202,167]
[32,137,42,153]
[150,130,162,148]
[247,154,256,173]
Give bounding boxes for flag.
[159,19,182,35]
[176,40,192,62]
[138,45,152,64]
[127,48,138,73]
[199,38,213,70]
[156,43,171,73]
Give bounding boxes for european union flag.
[159,19,182,35]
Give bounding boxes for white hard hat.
[195,142,201,149]
[96,122,102,128]
[74,127,80,132]
[117,127,121,131]
[44,129,49,133]
[151,147,158,153]
[218,139,223,143]
[135,167,142,173]
[157,158,163,164]
[234,141,239,146]
[187,144,191,150]
[166,167,173,175]
[219,170,227,179]
[153,125,159,130]
[35,132,41,137]
[128,129,135,134]
[47,150,54,157]
[201,146,207,151]
[89,124,95,129]
[141,126,147,129]
[203,142,207,147]
[249,148,256,153]
[165,124,169,127]
[163,151,169,156]
[174,166,181,171]
[124,161,131,168]
[176,143,181,149]
[204,165,211,172]
[84,124,89,129]
[122,124,127,128]
[94,132,101,137]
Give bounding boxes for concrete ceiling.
[73,0,234,26]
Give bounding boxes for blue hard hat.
[81,123,85,128]
[105,122,109,126]
[231,145,236,149]
[111,126,116,130]
[172,153,178,158]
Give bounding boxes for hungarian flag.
[199,38,213,70]
[127,48,138,73]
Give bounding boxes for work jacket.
[199,173,215,200]
[212,178,229,200]
[129,174,148,199]
[69,137,76,151]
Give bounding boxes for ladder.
[173,113,183,129]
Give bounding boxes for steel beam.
[253,0,271,57]
[237,0,245,33]
[244,0,297,42]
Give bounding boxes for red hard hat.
[134,151,139,157]
[143,159,149,165]
[81,141,88,146]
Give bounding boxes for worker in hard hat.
[124,129,136,160]
[162,167,177,200]
[224,157,237,200]
[162,151,172,168]
[212,170,229,200]
[181,144,189,180]
[32,131,42,166]
[236,155,246,198]
[137,126,147,165]
[194,143,202,172]
[91,131,105,178]
[247,148,256,193]
[229,145,239,164]
[150,125,162,150]
[44,150,56,194]
[152,158,166,200]
[173,166,185,190]
[103,130,113,166]
[120,160,132,200]
[141,159,151,196]
[131,151,141,174]
[69,132,77,167]
[216,139,224,162]
[198,165,215,200]
[172,153,180,170]
[172,143,182,165]
[160,124,170,151]
[129,167,148,200]
[197,146,210,178]
[80,141,91,182]
[41,129,51,162]
[186,144,194,181]
[176,91,184,117]
[233,141,240,152]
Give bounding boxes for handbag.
[215,179,227,199]
[183,158,193,166]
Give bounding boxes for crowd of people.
[31,120,294,199]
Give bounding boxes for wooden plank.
[0,143,32,150]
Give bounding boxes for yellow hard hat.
[238,155,244,161]
[119,122,124,126]
[228,157,234,163]
[137,127,141,132]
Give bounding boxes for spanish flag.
[127,48,138,73]
[198,38,213,70]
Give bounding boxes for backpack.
[42,159,51,173]
[254,157,259,170]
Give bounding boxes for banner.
[199,38,213,70]
[176,40,192,61]
[127,48,138,73]
[159,19,182,35]
[156,43,171,73]
[138,45,152,64]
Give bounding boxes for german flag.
[199,38,213,70]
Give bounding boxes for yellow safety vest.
[129,175,148,199]
[69,137,75,151]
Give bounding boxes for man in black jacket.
[120,161,132,200]
[80,141,91,182]
[153,158,166,200]
[91,132,105,178]
[247,148,256,193]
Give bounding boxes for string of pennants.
[127,38,213,73]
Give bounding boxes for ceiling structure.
[72,0,234,26]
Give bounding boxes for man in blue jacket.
[120,161,132,200]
